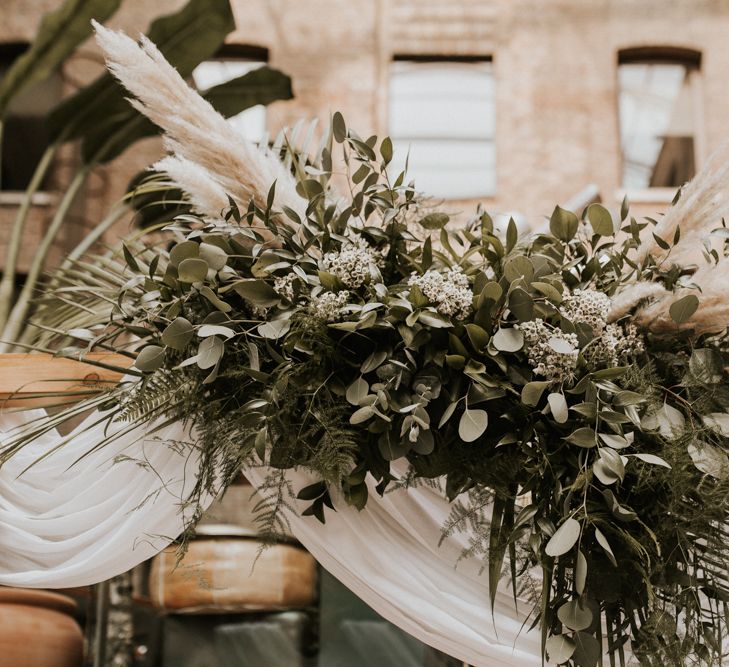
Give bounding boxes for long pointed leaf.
[0,0,121,116]
[48,0,235,156]
[91,65,294,165]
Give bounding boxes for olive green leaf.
[545,517,580,557]
[458,408,488,442]
[0,0,121,116]
[135,345,165,372]
[669,294,699,324]
[161,317,194,350]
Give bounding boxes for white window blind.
[388,59,495,199]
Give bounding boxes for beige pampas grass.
[620,142,729,335]
[93,22,307,222]
[153,156,229,220]
[630,258,729,335]
[636,141,729,267]
[607,281,669,323]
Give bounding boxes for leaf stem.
[0,164,89,351]
[0,142,58,329]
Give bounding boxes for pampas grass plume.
[93,21,306,222]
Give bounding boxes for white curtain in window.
[389,60,496,199]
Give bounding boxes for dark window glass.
[0,43,62,191]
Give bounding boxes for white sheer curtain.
[0,408,541,666]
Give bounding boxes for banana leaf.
[86,65,293,164]
[47,0,235,162]
[0,0,122,116]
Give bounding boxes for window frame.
[615,46,704,202]
[0,41,63,198]
[191,44,271,145]
[387,54,496,201]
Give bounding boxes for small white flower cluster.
[559,288,646,369]
[519,319,579,385]
[408,267,473,320]
[583,322,645,368]
[322,236,378,289]
[311,291,350,322]
[273,273,297,302]
[561,288,611,335]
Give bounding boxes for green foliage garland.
[18,115,729,666]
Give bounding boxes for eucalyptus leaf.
[198,324,235,339]
[233,280,280,307]
[418,213,450,230]
[346,378,369,406]
[177,258,209,283]
[522,381,550,407]
[545,634,576,664]
[630,453,670,468]
[572,631,601,667]
[565,428,596,448]
[197,335,224,369]
[545,517,580,557]
[508,288,534,321]
[350,405,375,425]
[135,345,165,372]
[549,206,579,242]
[557,599,593,632]
[198,242,228,271]
[587,203,614,236]
[548,392,569,423]
[669,294,699,325]
[493,327,524,352]
[458,409,488,443]
[688,439,729,479]
[257,318,291,340]
[594,527,617,566]
[575,550,587,595]
[161,317,194,350]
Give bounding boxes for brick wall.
[2,0,729,265]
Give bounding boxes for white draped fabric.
[0,409,212,588]
[0,408,541,666]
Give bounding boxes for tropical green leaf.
[200,66,292,117]
[0,0,121,116]
[48,0,235,162]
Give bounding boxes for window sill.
[615,187,678,205]
[0,191,57,207]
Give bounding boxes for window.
[388,57,495,199]
[192,45,269,144]
[618,48,701,190]
[0,43,62,191]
